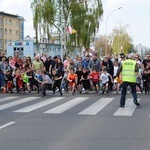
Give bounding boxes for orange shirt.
[115,77,122,83]
[68,74,77,82]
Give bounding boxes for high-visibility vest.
[122,59,136,83]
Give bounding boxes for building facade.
[135,44,150,58]
[0,11,24,53]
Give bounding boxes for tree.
[30,0,103,54]
[31,0,56,44]
[68,0,103,49]
[109,23,132,55]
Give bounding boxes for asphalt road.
[0,91,150,150]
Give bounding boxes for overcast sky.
[1,0,150,47]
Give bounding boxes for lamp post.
[105,7,122,56]
[60,0,64,61]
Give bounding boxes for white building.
[136,44,149,58]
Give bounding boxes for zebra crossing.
[0,95,141,117]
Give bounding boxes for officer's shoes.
[120,105,124,108]
[134,102,140,107]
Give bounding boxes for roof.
[0,11,25,20]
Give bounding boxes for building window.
[5,19,7,24]
[0,40,2,48]
[5,39,7,46]
[5,29,7,35]
[0,28,2,37]
[16,30,18,36]
[0,18,2,27]
[9,29,12,35]
[9,19,12,25]
[16,21,19,26]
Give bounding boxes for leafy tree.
[31,0,56,44]
[109,24,132,55]
[30,0,103,54]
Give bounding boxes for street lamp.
[105,7,122,56]
[60,0,64,61]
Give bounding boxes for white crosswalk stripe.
[0,97,40,111]
[14,97,64,113]
[44,97,88,114]
[0,96,19,103]
[113,98,141,116]
[78,98,114,115]
[0,96,141,116]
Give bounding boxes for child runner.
[89,68,100,94]
[67,69,77,95]
[40,70,52,97]
[75,66,83,94]
[115,73,123,94]
[51,69,63,96]
[81,68,90,92]
[100,67,113,94]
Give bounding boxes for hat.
[120,53,125,58]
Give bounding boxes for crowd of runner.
[0,52,150,97]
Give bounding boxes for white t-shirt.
[100,73,110,84]
[113,66,118,77]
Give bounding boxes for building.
[135,44,150,58]
[0,11,24,53]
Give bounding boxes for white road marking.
[0,96,19,103]
[14,97,64,113]
[0,122,15,130]
[113,98,141,116]
[44,97,88,114]
[0,97,40,111]
[78,98,114,115]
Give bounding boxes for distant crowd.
[0,51,150,97]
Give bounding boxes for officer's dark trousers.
[120,82,137,106]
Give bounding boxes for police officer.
[117,53,140,108]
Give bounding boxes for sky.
[0,0,150,47]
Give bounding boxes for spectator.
[32,56,44,71]
[44,56,52,73]
[82,55,90,69]
[0,57,7,89]
[64,55,70,69]
[142,54,150,68]
[102,56,114,90]
[51,69,63,96]
[88,53,101,72]
[67,59,76,71]
[56,58,64,77]
[76,57,83,71]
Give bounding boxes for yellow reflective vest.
[122,59,136,83]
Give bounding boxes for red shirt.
[90,72,100,82]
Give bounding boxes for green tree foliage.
[109,24,132,55]
[30,0,103,52]
[31,0,56,44]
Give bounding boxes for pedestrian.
[75,66,83,94]
[89,68,100,93]
[117,53,140,108]
[40,70,52,97]
[142,68,149,94]
[67,69,77,95]
[51,69,63,96]
[100,67,113,94]
[81,68,90,92]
